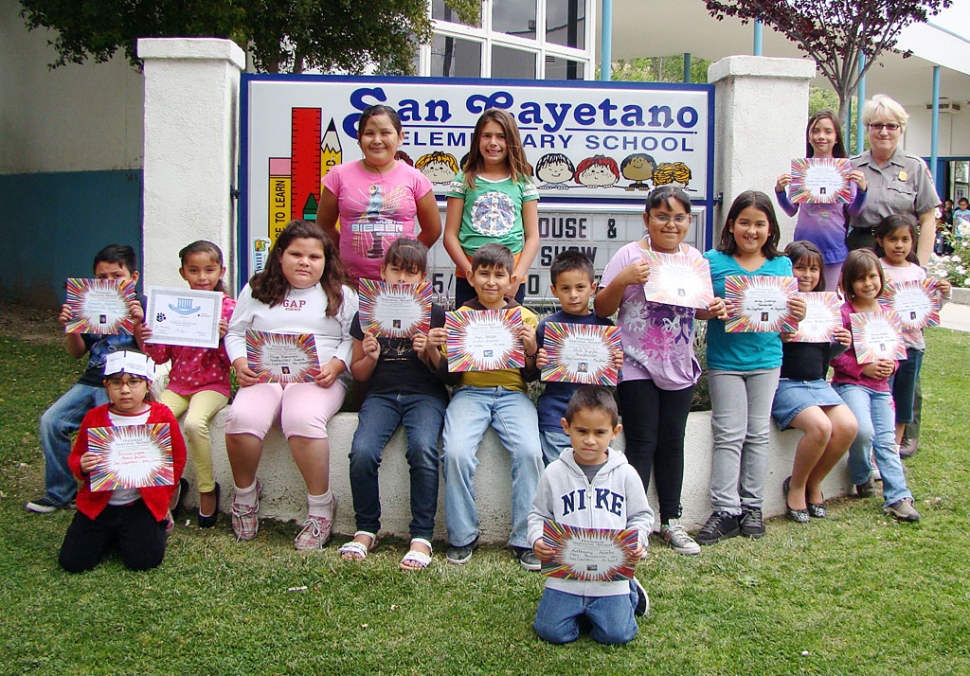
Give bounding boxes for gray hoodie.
[528,447,654,597]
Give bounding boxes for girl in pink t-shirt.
[319,105,442,282]
[141,240,235,528]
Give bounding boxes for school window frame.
[420,0,594,80]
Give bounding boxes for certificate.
[724,276,799,333]
[541,520,639,582]
[790,292,841,343]
[146,286,223,349]
[246,330,319,383]
[789,157,853,204]
[446,307,523,372]
[87,424,174,491]
[541,323,621,386]
[358,279,432,338]
[65,278,136,335]
[850,311,907,364]
[641,251,715,310]
[879,279,941,330]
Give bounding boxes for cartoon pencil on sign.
[320,118,342,230]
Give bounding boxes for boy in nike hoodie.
[528,386,654,645]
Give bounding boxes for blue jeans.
[539,429,571,465]
[40,383,109,505]
[441,386,543,548]
[708,368,780,515]
[890,348,924,424]
[349,392,446,540]
[534,582,639,645]
[835,384,912,507]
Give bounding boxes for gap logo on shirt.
[283,299,307,311]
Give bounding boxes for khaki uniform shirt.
[849,148,940,232]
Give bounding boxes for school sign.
[241,75,714,301]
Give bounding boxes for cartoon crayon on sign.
[268,158,291,244]
[303,193,318,221]
[320,119,342,192]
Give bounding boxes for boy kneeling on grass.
[528,386,653,645]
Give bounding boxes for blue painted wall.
[0,170,142,308]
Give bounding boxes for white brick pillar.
[138,38,246,290]
[708,56,817,244]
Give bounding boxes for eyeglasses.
[868,123,901,132]
[105,375,148,389]
[649,214,691,226]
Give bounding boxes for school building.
[3,0,970,306]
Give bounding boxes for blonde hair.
[863,94,909,130]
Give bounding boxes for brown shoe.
[899,437,919,459]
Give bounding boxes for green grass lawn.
[2,328,969,675]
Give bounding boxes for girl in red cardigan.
[59,351,187,573]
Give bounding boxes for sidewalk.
[941,295,970,332]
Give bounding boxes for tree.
[703,0,953,124]
[18,0,480,74]
[609,56,712,84]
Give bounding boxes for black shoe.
[171,478,189,521]
[899,436,919,459]
[197,483,220,528]
[513,546,541,571]
[855,478,876,498]
[806,500,827,518]
[446,538,478,565]
[782,477,810,523]
[740,508,766,538]
[25,496,72,514]
[632,577,649,617]
[695,511,740,546]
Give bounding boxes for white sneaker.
[661,522,701,555]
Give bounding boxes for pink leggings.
[225,382,346,440]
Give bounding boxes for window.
[431,35,482,78]
[546,0,585,49]
[492,46,537,79]
[544,55,584,80]
[425,0,592,80]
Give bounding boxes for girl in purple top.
[596,186,726,555]
[775,110,868,292]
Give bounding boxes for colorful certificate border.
[245,330,319,383]
[641,251,715,310]
[724,275,799,333]
[790,292,841,343]
[879,279,941,330]
[541,520,639,582]
[789,157,853,205]
[88,423,174,491]
[358,279,432,338]
[541,322,621,386]
[445,307,524,372]
[850,311,907,364]
[65,278,137,335]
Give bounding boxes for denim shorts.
[771,378,845,430]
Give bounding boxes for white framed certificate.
[789,158,853,204]
[724,275,799,333]
[88,424,174,491]
[358,279,432,338]
[65,278,136,335]
[879,279,941,330]
[541,323,621,386]
[246,330,319,383]
[790,292,841,343]
[146,286,223,349]
[641,251,714,310]
[445,308,524,372]
[541,520,639,582]
[850,311,907,364]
